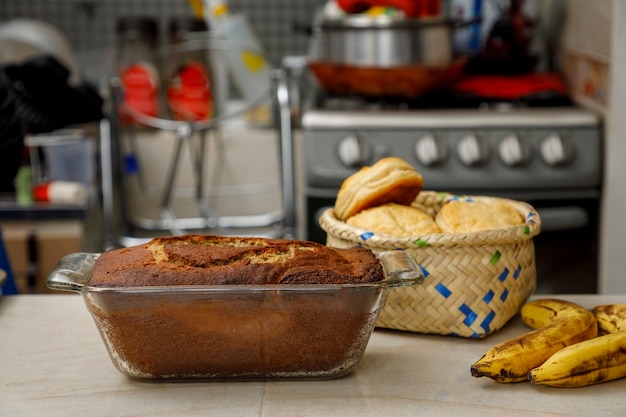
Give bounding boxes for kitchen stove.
[303,105,601,195]
[295,86,603,294]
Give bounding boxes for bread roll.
[435,200,524,233]
[334,157,424,221]
[347,203,441,236]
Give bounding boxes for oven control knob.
[337,134,372,168]
[540,133,574,166]
[498,134,530,167]
[415,133,447,166]
[457,133,489,166]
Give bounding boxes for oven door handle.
[535,206,589,232]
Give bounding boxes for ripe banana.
[528,303,626,387]
[470,298,597,383]
[592,304,626,333]
[528,331,626,387]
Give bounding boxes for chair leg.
[160,123,192,235]
[192,129,224,233]
[125,125,157,198]
[274,69,296,238]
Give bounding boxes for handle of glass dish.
[377,251,424,288]
[46,252,101,293]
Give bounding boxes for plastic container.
[46,250,422,381]
[166,17,214,121]
[204,1,270,103]
[33,181,86,204]
[220,13,271,103]
[116,17,161,121]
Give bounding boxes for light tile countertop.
[2,294,626,417]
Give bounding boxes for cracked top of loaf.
[89,234,383,286]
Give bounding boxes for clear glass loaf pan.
[47,250,423,381]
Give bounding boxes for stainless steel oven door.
[526,197,600,294]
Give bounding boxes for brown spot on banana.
[592,304,626,334]
[471,299,597,383]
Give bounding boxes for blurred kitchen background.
[0,0,318,83]
[0,0,625,296]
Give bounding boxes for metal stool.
[99,40,295,247]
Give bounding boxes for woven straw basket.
[319,191,541,339]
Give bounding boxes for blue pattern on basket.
[497,261,511,302]
[466,259,522,336]
[360,232,375,241]
[437,261,519,337]
[481,310,496,334]
[498,267,509,282]
[459,303,477,327]
[435,282,451,298]
[420,264,429,278]
[445,195,475,203]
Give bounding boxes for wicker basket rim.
[319,191,541,248]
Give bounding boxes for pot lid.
[320,14,456,29]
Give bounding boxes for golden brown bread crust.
[89,234,383,286]
[347,203,441,236]
[334,157,424,221]
[435,200,525,233]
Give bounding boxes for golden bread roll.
[435,200,524,233]
[347,203,441,236]
[334,157,424,221]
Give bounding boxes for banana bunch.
[470,298,597,383]
[529,303,626,387]
[471,299,626,388]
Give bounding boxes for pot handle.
[378,251,424,288]
[453,16,483,29]
[46,252,100,293]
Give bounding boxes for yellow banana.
[528,303,626,387]
[470,299,597,383]
[592,304,626,333]
[528,330,626,387]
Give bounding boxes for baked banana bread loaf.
[89,234,383,287]
[83,234,387,380]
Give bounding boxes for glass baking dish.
[47,250,423,381]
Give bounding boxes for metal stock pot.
[307,15,478,97]
[314,14,461,67]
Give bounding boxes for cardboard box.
[0,224,31,294]
[0,220,83,294]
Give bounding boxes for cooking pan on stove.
[308,15,479,98]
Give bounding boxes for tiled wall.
[0,0,321,71]
[560,0,612,111]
